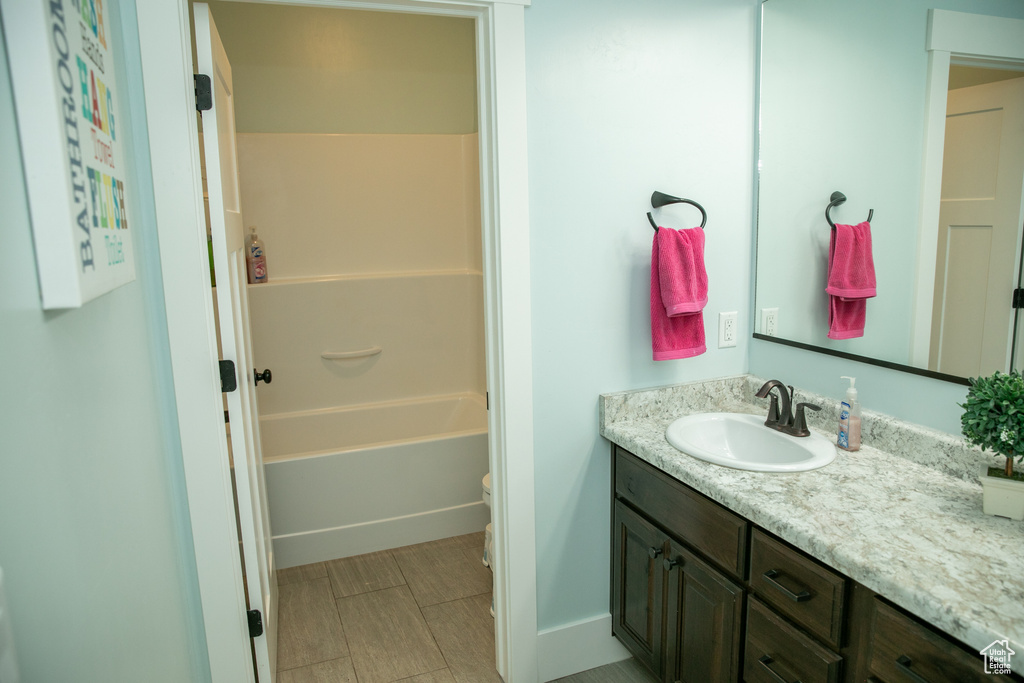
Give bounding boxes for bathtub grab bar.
[322,347,382,360]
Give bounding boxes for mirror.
[754,0,1024,381]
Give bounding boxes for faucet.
[755,380,820,437]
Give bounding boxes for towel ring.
[825,190,873,229]
[647,190,707,231]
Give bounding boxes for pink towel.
[651,227,707,360]
[826,221,876,340]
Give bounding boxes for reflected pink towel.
[826,221,876,340]
[651,227,707,360]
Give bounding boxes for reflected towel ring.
[647,190,708,231]
[825,190,873,229]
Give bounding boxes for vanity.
[601,376,1024,683]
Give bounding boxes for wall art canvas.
[2,0,135,308]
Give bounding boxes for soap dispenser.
[837,376,861,451]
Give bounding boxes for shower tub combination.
[238,132,489,569]
[262,392,489,568]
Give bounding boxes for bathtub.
[262,393,490,569]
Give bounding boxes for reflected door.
[930,76,1024,377]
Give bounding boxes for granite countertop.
[599,374,1024,655]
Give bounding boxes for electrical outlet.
[761,307,779,337]
[719,311,738,348]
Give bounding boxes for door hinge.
[219,360,237,393]
[1014,288,1024,309]
[485,392,489,410]
[194,74,212,112]
[247,609,264,638]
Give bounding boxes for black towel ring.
[825,190,873,229]
[647,190,707,231]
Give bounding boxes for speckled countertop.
[600,374,1024,655]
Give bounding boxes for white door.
[194,4,278,681]
[930,76,1024,377]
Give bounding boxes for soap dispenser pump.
[837,376,861,451]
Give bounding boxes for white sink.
[665,412,837,472]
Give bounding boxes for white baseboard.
[537,613,631,682]
[273,501,491,568]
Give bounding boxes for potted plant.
[961,370,1024,520]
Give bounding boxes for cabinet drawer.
[744,597,842,683]
[749,529,846,648]
[868,599,1019,683]
[614,447,748,579]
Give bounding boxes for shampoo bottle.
[246,226,268,284]
[837,376,861,451]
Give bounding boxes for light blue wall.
[0,4,209,681]
[526,0,760,631]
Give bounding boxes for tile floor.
[275,532,657,683]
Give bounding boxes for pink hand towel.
[826,221,876,340]
[651,227,707,360]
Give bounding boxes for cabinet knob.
[254,368,273,385]
[647,546,663,559]
[662,557,683,571]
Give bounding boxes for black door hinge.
[219,360,237,393]
[247,609,264,638]
[1014,288,1024,309]
[194,74,212,112]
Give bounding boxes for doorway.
[928,66,1024,377]
[135,0,537,681]
[200,2,494,679]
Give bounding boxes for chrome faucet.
[755,380,820,437]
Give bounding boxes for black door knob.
[254,368,272,385]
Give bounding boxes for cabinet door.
[664,541,743,683]
[612,500,667,678]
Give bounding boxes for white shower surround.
[239,132,489,566]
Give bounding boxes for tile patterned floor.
[275,532,656,683]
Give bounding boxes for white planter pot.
[980,468,1024,520]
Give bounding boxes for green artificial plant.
[961,370,1024,480]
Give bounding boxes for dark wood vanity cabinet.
[613,447,746,682]
[610,444,1023,683]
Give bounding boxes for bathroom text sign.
[2,0,135,308]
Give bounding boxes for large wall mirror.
[754,0,1024,382]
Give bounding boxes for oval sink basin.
[665,413,836,472]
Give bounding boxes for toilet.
[482,473,495,617]
[482,473,493,567]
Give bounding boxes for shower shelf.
[321,347,383,360]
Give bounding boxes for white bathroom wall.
[525,0,759,646]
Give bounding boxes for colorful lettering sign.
[2,0,135,308]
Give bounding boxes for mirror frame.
[753,6,1024,386]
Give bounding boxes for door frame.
[134,1,537,681]
[909,10,1024,367]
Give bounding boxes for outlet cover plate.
[719,311,738,348]
[761,308,779,337]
